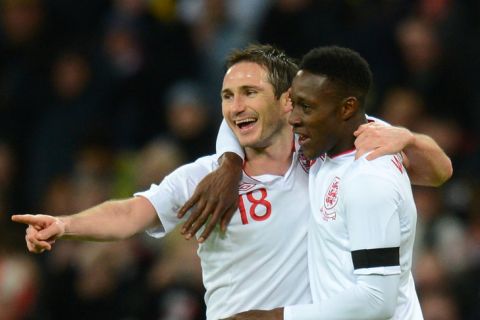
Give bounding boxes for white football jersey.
[136,150,312,319]
[306,150,423,319]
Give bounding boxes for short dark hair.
[300,46,372,103]
[226,44,298,99]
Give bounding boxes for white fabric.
[135,153,311,319]
[284,274,400,320]
[285,150,422,319]
[216,119,245,160]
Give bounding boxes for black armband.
[351,247,399,269]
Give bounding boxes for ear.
[340,97,359,120]
[279,88,293,113]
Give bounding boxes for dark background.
[0,0,479,319]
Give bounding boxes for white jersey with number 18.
[135,148,312,319]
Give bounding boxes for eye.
[301,103,311,111]
[246,89,257,97]
[293,100,311,113]
[221,92,233,101]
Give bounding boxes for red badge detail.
[324,176,340,210]
[298,149,311,173]
[321,207,336,221]
[391,154,403,174]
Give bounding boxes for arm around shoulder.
[403,132,453,187]
[353,123,452,187]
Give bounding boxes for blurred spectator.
[0,0,50,143]
[414,251,449,295]
[145,230,204,320]
[395,15,475,131]
[43,0,110,47]
[454,193,480,318]
[414,117,465,164]
[179,0,251,114]
[0,142,15,214]
[26,50,107,210]
[414,187,468,275]
[97,0,199,148]
[421,291,460,320]
[163,80,217,161]
[134,138,185,191]
[378,86,425,129]
[0,0,52,211]
[0,254,39,320]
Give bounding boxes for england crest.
[324,176,340,210]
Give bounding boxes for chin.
[238,135,262,148]
[301,149,315,160]
[301,147,322,160]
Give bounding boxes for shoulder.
[163,154,218,186]
[344,153,408,192]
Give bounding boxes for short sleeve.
[135,157,215,238]
[343,170,402,276]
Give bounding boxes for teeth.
[235,118,256,125]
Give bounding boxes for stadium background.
[0,0,479,319]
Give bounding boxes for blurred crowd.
[0,0,479,319]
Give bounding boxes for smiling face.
[288,70,345,159]
[221,62,290,149]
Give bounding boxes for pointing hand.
[11,214,66,253]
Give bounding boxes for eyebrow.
[221,85,264,95]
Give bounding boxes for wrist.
[58,216,70,238]
[406,130,416,147]
[220,152,243,170]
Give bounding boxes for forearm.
[285,275,399,320]
[61,198,156,241]
[405,133,453,187]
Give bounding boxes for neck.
[243,129,294,176]
[328,114,367,157]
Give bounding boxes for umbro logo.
[239,183,255,192]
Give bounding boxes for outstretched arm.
[354,123,452,186]
[11,197,159,253]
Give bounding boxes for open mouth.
[235,118,257,130]
[297,133,310,145]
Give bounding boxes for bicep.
[129,196,162,231]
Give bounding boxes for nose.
[288,106,301,127]
[230,95,246,114]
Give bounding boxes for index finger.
[11,214,41,225]
[353,123,371,137]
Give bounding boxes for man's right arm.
[12,197,160,253]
